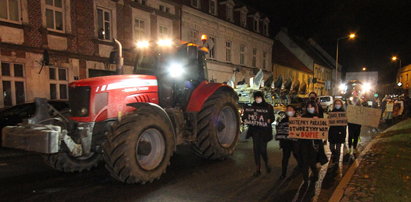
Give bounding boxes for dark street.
[0,127,374,202]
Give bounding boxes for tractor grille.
[69,86,91,117]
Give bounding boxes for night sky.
[244,0,411,83]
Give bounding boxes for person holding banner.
[245,91,275,177]
[328,99,347,163]
[295,101,322,182]
[275,105,299,179]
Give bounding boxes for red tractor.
[2,38,240,184]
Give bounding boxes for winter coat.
[328,108,347,144]
[275,117,297,149]
[245,101,275,142]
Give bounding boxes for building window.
[263,51,267,69]
[253,18,259,32]
[226,41,232,62]
[207,37,216,59]
[240,44,245,65]
[45,0,65,31]
[97,7,111,40]
[159,25,168,38]
[240,12,247,27]
[190,29,199,43]
[1,62,25,107]
[262,22,269,35]
[159,5,170,13]
[191,0,200,9]
[226,5,233,22]
[133,0,147,6]
[252,48,257,67]
[209,0,217,15]
[134,18,145,40]
[49,67,68,100]
[0,0,20,22]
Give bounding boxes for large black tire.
[43,109,102,172]
[193,90,240,160]
[43,152,101,172]
[103,107,175,184]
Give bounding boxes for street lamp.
[335,33,356,91]
[362,67,367,71]
[391,56,402,68]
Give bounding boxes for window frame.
[252,48,257,67]
[262,51,267,69]
[191,0,200,9]
[240,44,246,65]
[96,7,112,41]
[208,36,216,59]
[0,61,26,107]
[49,67,69,100]
[226,5,233,22]
[44,0,65,32]
[134,18,145,41]
[225,41,232,62]
[209,0,217,16]
[0,0,21,23]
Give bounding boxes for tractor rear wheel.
[193,90,240,160]
[103,107,175,184]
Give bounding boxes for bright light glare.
[392,56,398,61]
[339,83,347,91]
[349,33,356,39]
[168,63,184,78]
[397,82,403,87]
[157,39,173,47]
[362,82,372,93]
[136,40,150,48]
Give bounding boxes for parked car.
[0,101,69,145]
[319,96,334,111]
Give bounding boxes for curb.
[328,122,404,202]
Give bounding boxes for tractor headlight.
[157,39,173,47]
[168,63,185,78]
[136,40,150,49]
[80,108,88,115]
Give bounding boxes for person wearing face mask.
[245,91,275,177]
[294,101,322,183]
[275,105,299,179]
[328,99,347,163]
[308,92,324,118]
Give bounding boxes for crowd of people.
[380,94,410,124]
[244,91,372,183]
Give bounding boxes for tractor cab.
[131,39,209,108]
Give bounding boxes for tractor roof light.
[157,39,173,47]
[201,34,208,43]
[339,83,347,91]
[136,40,150,49]
[362,82,372,93]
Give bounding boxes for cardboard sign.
[243,106,271,127]
[346,105,382,128]
[328,112,348,126]
[288,117,329,140]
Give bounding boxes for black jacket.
[328,108,347,144]
[275,117,289,140]
[245,101,275,142]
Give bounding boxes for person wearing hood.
[245,91,275,177]
[328,99,347,163]
[275,105,299,179]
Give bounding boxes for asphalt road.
[0,127,375,202]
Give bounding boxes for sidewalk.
[340,118,411,201]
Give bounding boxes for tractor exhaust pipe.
[114,38,124,75]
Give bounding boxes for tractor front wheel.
[103,107,175,184]
[193,90,240,159]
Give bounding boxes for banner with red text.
[288,117,329,140]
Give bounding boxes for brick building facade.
[0,0,180,108]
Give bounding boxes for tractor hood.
[69,74,158,90]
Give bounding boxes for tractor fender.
[126,102,176,145]
[186,81,237,112]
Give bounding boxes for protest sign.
[346,105,382,128]
[288,117,329,140]
[328,112,348,126]
[243,105,271,127]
